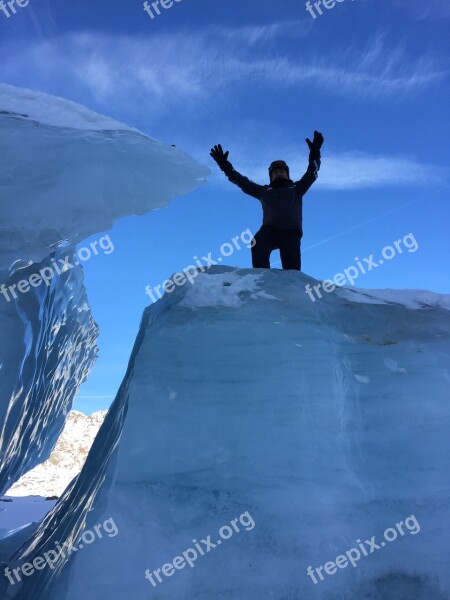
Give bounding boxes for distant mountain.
[6,410,106,498]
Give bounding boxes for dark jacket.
[223,156,320,235]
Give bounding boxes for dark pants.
[251,226,302,271]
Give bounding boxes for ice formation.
[0,84,208,517]
[1,84,449,600]
[3,267,449,599]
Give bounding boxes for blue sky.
[1,0,449,413]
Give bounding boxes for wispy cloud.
[207,149,447,190]
[210,20,313,44]
[1,25,446,190]
[305,152,447,189]
[391,0,450,19]
[0,28,447,122]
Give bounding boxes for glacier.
[1,83,449,600]
[0,84,209,527]
[2,266,449,600]
[0,249,99,500]
[0,83,209,270]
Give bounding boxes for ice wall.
[0,250,99,499]
[0,83,209,270]
[0,83,209,503]
[4,267,449,600]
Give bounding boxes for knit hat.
[269,160,290,180]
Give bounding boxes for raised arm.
[295,130,324,196]
[210,144,264,200]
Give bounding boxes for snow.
[5,266,449,600]
[336,285,450,310]
[5,411,106,498]
[0,497,57,539]
[384,358,407,373]
[178,270,278,309]
[0,83,139,131]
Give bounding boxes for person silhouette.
[210,131,323,270]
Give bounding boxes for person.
[210,131,323,270]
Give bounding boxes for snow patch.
[384,358,407,373]
[0,83,139,131]
[178,271,278,309]
[5,411,106,498]
[336,286,450,310]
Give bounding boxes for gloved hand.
[210,144,231,172]
[305,130,324,153]
[305,131,323,173]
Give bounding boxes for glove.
[305,130,324,162]
[305,130,324,153]
[210,144,232,172]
